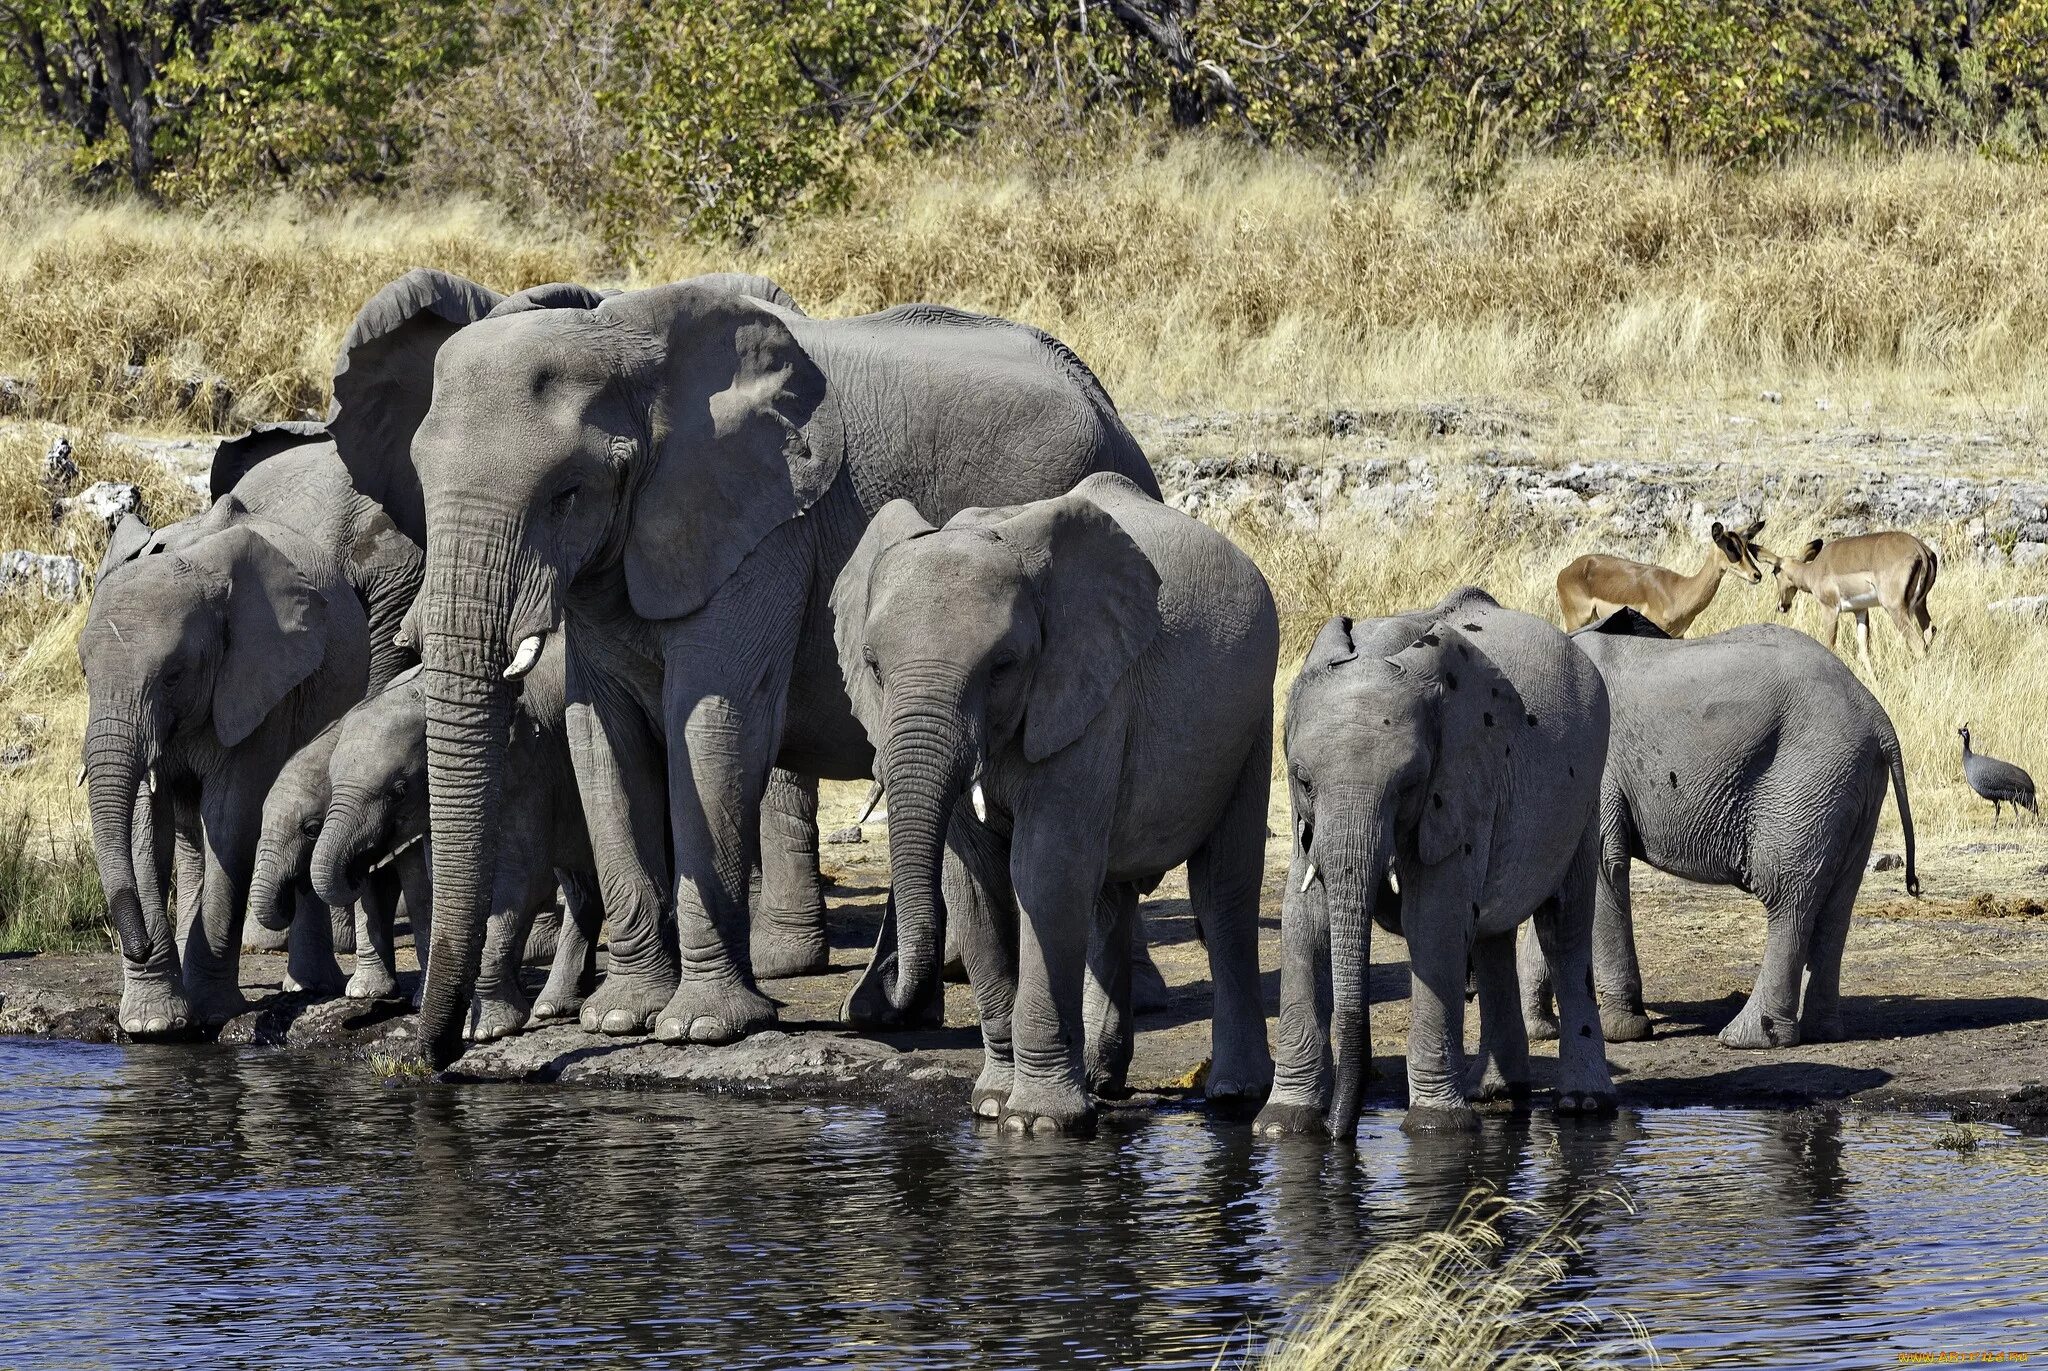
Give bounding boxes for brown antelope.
[1555,521,1768,636]
[1765,531,1938,671]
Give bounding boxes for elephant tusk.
[1300,862,1318,893]
[504,633,544,681]
[1387,870,1400,895]
[856,780,884,824]
[368,832,424,871]
[145,770,156,796]
[75,765,87,789]
[971,782,988,824]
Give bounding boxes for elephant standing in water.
[79,445,422,1035]
[326,269,1160,1066]
[1522,609,1918,1049]
[1256,588,1615,1140]
[832,475,1277,1134]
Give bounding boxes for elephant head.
[248,725,343,933]
[308,667,428,910]
[832,489,1161,1021]
[327,268,823,1064]
[78,521,335,964]
[1282,606,1518,1137]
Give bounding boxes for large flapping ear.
[96,512,155,581]
[329,269,504,545]
[203,525,331,748]
[830,499,937,741]
[210,421,330,501]
[686,272,804,314]
[486,282,614,317]
[1384,621,1517,867]
[600,281,845,623]
[1576,605,1670,640]
[994,494,1162,762]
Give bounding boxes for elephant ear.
[1385,622,1516,868]
[599,282,845,623]
[997,494,1162,762]
[329,269,505,545]
[96,512,155,581]
[831,499,937,742]
[486,282,614,317]
[392,591,424,653]
[209,421,329,501]
[204,526,331,749]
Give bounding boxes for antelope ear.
[831,500,937,743]
[599,280,845,624]
[204,527,331,748]
[329,269,505,545]
[1386,623,1515,868]
[1743,519,1766,540]
[1802,538,1825,562]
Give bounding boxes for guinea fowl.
[1960,724,2037,825]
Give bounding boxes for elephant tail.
[1879,721,1919,898]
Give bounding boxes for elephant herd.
[78,270,1920,1139]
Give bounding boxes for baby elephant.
[836,472,1277,1135]
[282,655,602,1040]
[1257,588,1616,1140]
[1527,609,1917,1049]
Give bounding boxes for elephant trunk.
[83,709,155,965]
[415,533,522,1068]
[1320,792,1390,1140]
[877,666,981,1019]
[309,788,381,910]
[247,843,294,933]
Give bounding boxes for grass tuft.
[0,808,110,954]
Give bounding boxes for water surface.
[2,1038,2044,1368]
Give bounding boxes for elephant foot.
[1087,1064,1133,1102]
[749,921,830,980]
[1523,1010,1561,1042]
[1468,1062,1533,1116]
[1554,1089,1618,1118]
[521,908,562,966]
[118,979,193,1039]
[578,967,677,1037]
[243,922,289,953]
[281,966,346,997]
[1798,1007,1846,1043]
[466,985,531,1042]
[996,1100,1096,1138]
[1253,1099,1329,1137]
[1719,1003,1800,1050]
[529,976,590,1025]
[971,1078,1011,1120]
[1402,1103,1481,1133]
[1205,1051,1274,1120]
[347,961,401,1001]
[1600,1005,1654,1043]
[651,978,776,1044]
[187,983,251,1029]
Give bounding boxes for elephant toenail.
[689,1016,728,1042]
[146,1017,168,1034]
[974,1097,1001,1118]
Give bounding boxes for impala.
[1555,521,1768,636]
[1766,531,1938,670]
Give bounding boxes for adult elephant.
[1522,608,1918,1049]
[80,444,423,1035]
[331,269,1161,1066]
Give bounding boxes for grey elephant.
[1254,588,1616,1140]
[322,268,1162,1066]
[1522,608,1918,1049]
[831,474,1276,1134]
[296,653,602,1039]
[80,443,423,1035]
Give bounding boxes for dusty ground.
[6,791,2047,1128]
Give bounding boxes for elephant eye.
[389,778,408,799]
[299,817,321,838]
[550,485,581,516]
[863,646,881,683]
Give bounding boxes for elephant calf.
[1257,588,1616,1140]
[1527,609,1918,1049]
[277,654,601,1040]
[835,473,1277,1135]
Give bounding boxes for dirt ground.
[5,803,2047,1129]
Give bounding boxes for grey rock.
[60,481,141,528]
[0,743,30,769]
[0,550,84,601]
[1989,596,2048,618]
[824,824,865,845]
[1956,842,2023,855]
[16,714,46,735]
[2013,542,2048,569]
[0,377,31,415]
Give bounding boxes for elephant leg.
[1591,818,1650,1042]
[570,674,678,1038]
[399,843,434,1012]
[1129,910,1170,1013]
[752,767,829,978]
[1187,738,1276,1117]
[1402,881,1478,1132]
[282,883,345,996]
[329,898,357,957]
[1533,826,1617,1114]
[172,812,203,951]
[119,782,188,1035]
[1082,883,1137,1101]
[522,899,562,967]
[183,786,258,1027]
[347,867,402,1001]
[1720,885,1811,1050]
[1003,810,1109,1137]
[468,832,548,1041]
[1798,823,1875,1044]
[534,868,602,1023]
[1516,921,1555,1041]
[1253,855,1331,1137]
[649,542,809,1046]
[946,817,1018,1120]
[1464,930,1531,1113]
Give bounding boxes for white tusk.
[1387,870,1400,895]
[1300,862,1318,893]
[145,771,156,796]
[368,832,424,871]
[971,782,988,824]
[75,765,87,789]
[856,780,884,824]
[503,634,544,680]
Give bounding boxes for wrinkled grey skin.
[306,648,602,1040]
[833,474,1275,1135]
[327,269,1160,1067]
[79,445,423,1036]
[1255,588,1616,1140]
[1524,610,1918,1050]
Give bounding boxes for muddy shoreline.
[7,833,2047,1131]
